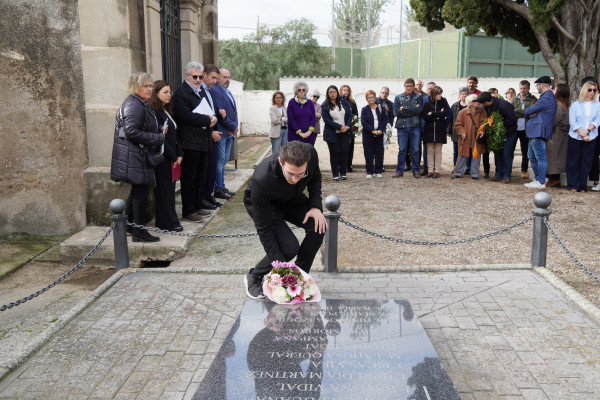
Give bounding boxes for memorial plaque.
[194,299,460,400]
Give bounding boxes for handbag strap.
[468,113,477,135]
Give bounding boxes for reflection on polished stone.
[194,299,460,400]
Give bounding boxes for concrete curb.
[334,263,532,273]
[254,146,272,168]
[0,271,125,381]
[534,267,600,324]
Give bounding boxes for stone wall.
[0,0,88,235]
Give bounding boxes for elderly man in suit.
[211,68,238,200]
[172,61,218,222]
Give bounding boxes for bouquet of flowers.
[262,261,321,305]
[485,111,507,152]
[351,114,362,137]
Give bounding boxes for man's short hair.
[186,61,203,74]
[519,80,530,88]
[488,88,498,93]
[467,75,478,83]
[476,92,493,103]
[204,64,220,75]
[459,86,469,94]
[427,81,436,87]
[404,78,415,86]
[279,141,311,167]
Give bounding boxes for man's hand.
[219,109,227,118]
[212,131,222,142]
[209,115,217,127]
[303,208,327,234]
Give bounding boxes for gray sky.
[218,0,404,46]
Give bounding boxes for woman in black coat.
[422,86,448,178]
[149,80,184,232]
[360,90,388,177]
[110,72,165,242]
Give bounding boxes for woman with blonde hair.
[269,91,287,155]
[452,94,487,179]
[566,80,600,192]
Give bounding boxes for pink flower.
[287,285,301,297]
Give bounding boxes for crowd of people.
[270,74,600,192]
[110,63,239,242]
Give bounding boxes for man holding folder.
[172,61,218,222]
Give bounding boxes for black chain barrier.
[338,215,534,245]
[0,224,115,312]
[544,217,600,284]
[126,222,259,238]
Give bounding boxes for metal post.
[531,193,552,267]
[323,195,341,273]
[109,199,130,270]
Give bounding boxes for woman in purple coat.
[287,81,317,145]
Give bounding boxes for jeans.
[270,128,287,157]
[528,138,548,185]
[502,134,518,179]
[396,127,421,174]
[215,133,234,191]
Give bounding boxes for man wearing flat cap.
[523,76,557,189]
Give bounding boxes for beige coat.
[269,105,287,138]
[454,106,487,157]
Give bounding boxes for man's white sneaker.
[592,183,600,191]
[375,174,383,178]
[366,174,373,179]
[525,181,546,189]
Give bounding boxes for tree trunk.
[556,1,600,101]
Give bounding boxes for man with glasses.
[376,87,394,150]
[393,78,423,178]
[511,80,537,180]
[243,141,327,299]
[172,61,218,222]
[523,76,557,189]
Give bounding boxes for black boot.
[131,199,160,243]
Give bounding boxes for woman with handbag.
[269,91,287,155]
[360,90,387,178]
[149,80,184,232]
[452,94,487,179]
[110,72,165,242]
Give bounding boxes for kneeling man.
[244,141,327,299]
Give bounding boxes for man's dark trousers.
[244,194,324,277]
[181,149,208,216]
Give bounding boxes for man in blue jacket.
[211,68,238,200]
[393,78,423,178]
[523,76,557,189]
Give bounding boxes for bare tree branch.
[577,0,590,14]
[534,30,566,83]
[550,16,576,42]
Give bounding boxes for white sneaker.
[366,174,373,179]
[525,181,546,189]
[375,174,383,178]
[592,183,600,191]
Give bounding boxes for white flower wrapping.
[262,262,321,305]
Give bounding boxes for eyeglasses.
[187,74,202,80]
[297,88,306,92]
[312,96,320,99]
[282,168,308,180]
[367,96,376,100]
[589,88,597,93]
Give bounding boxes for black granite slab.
[194,299,460,400]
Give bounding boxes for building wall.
[0,0,88,236]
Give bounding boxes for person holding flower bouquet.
[452,95,487,179]
[243,141,327,299]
